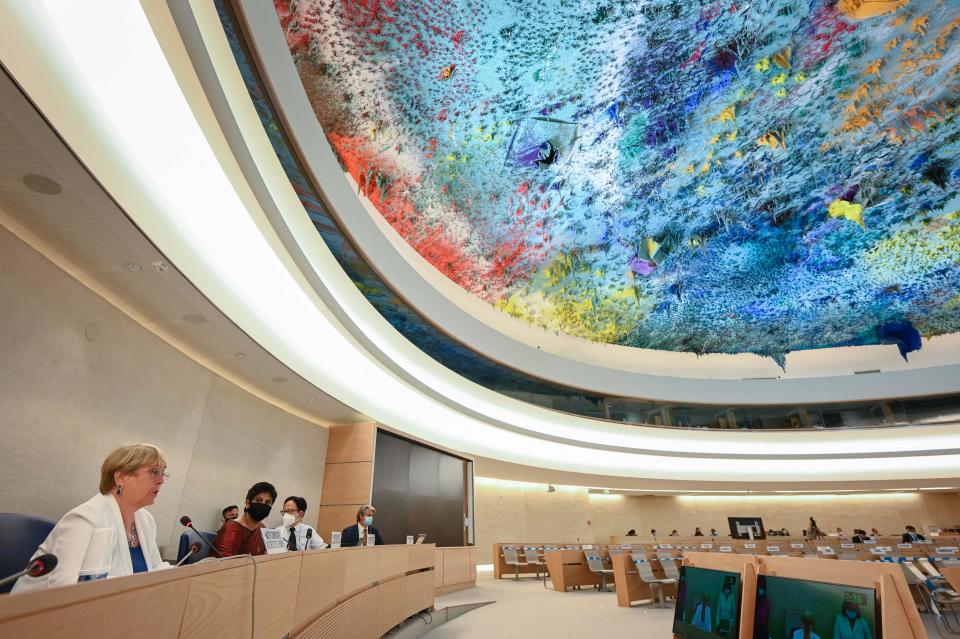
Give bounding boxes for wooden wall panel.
[320,461,373,505]
[316,504,363,541]
[326,423,376,463]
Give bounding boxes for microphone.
[176,543,202,567]
[180,516,224,558]
[303,528,313,551]
[0,553,58,588]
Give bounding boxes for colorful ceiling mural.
[276,0,960,364]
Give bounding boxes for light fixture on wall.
[546,484,556,493]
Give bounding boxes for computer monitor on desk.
[673,565,741,638]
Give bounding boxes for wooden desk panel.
[545,550,601,591]
[611,553,655,607]
[0,545,435,639]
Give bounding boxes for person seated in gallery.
[834,527,847,540]
[221,505,239,522]
[694,527,704,536]
[340,505,384,546]
[780,527,790,536]
[902,525,926,543]
[851,529,869,543]
[709,527,719,537]
[213,481,276,556]
[870,527,881,537]
[626,528,637,536]
[670,530,679,536]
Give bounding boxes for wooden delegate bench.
[545,549,603,592]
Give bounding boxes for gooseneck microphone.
[180,515,224,558]
[0,553,58,588]
[176,543,202,567]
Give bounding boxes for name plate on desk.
[877,547,893,552]
[406,535,414,545]
[817,546,835,555]
[791,543,806,549]
[659,544,674,549]
[937,547,958,554]
[720,546,732,552]
[700,543,713,549]
[583,544,593,550]
[261,528,287,554]
[767,545,780,552]
[744,543,757,549]
[898,543,913,549]
[365,533,376,547]
[870,548,887,555]
[330,531,342,548]
[841,543,855,549]
[864,539,876,544]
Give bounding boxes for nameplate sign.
[869,548,887,555]
[744,543,757,549]
[791,543,806,549]
[406,535,414,545]
[583,544,593,550]
[864,539,876,544]
[720,546,732,552]
[841,543,855,549]
[877,547,893,552]
[817,547,836,554]
[766,546,780,552]
[330,531,342,548]
[621,544,632,549]
[700,543,714,549]
[261,528,287,555]
[365,533,376,547]
[659,544,674,549]
[936,547,958,554]
[898,543,913,549]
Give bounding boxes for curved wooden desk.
[0,544,435,639]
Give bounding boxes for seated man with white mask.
[277,496,325,551]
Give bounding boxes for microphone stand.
[176,543,202,567]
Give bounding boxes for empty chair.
[920,557,945,578]
[523,546,546,580]
[502,546,524,580]
[176,528,217,565]
[632,553,676,608]
[0,513,56,594]
[585,552,615,591]
[660,557,681,581]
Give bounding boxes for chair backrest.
[503,547,520,563]
[176,529,216,565]
[661,558,681,580]
[918,557,943,577]
[608,547,624,556]
[632,554,658,582]
[523,547,542,564]
[656,552,676,560]
[585,554,607,572]
[0,513,56,594]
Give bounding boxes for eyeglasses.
[144,466,170,481]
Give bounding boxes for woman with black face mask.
[213,481,276,556]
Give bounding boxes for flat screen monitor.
[728,516,766,540]
[755,574,880,639]
[673,566,741,639]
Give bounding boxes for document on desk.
[261,528,287,554]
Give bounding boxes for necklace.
[128,525,139,548]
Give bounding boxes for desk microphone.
[179,515,224,558]
[176,543,202,567]
[304,528,313,549]
[0,553,58,588]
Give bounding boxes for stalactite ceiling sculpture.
[275,0,960,365]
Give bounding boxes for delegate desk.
[544,549,603,591]
[0,544,435,639]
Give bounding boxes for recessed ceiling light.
[271,376,287,384]
[122,261,142,272]
[22,174,62,195]
[307,396,316,402]
[234,352,246,359]
[181,313,206,324]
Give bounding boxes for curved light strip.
[2,0,959,482]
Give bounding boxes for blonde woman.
[13,444,171,592]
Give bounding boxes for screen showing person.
[755,574,879,639]
[673,566,741,639]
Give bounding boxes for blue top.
[129,545,148,574]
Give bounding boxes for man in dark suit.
[341,504,384,546]
[902,525,926,543]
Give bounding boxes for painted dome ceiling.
[275,0,960,363]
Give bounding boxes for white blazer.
[12,493,169,593]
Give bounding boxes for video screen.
[728,516,766,540]
[754,574,879,639]
[673,566,741,639]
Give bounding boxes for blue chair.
[176,529,216,565]
[0,512,56,593]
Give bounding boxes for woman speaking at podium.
[13,443,171,592]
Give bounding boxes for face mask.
[845,610,857,620]
[247,502,272,522]
[282,513,297,527]
[364,516,374,527]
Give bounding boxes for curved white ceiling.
[230,0,960,404]
[2,0,959,485]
